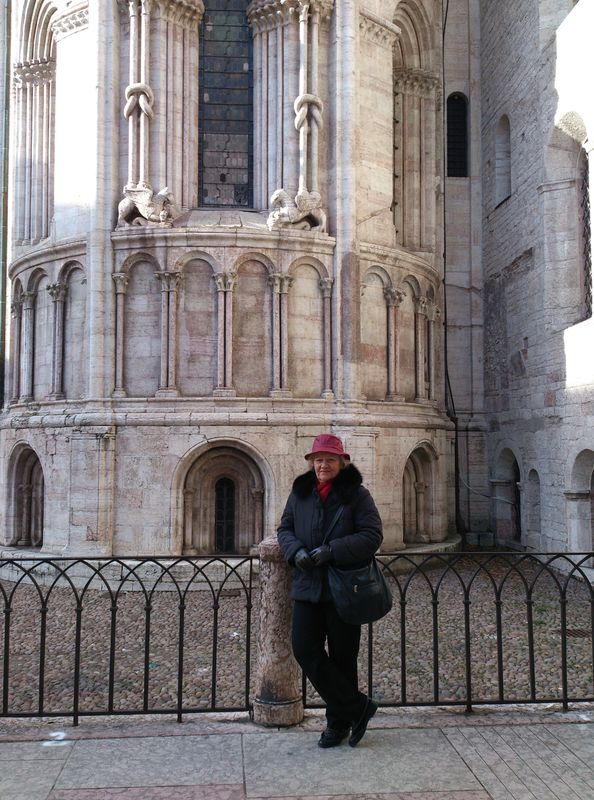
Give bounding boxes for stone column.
[96,427,117,556]
[414,296,428,403]
[19,291,36,403]
[252,537,303,726]
[155,271,181,397]
[10,298,23,403]
[213,272,237,398]
[384,287,405,401]
[269,273,282,393]
[112,273,129,398]
[47,282,68,400]
[319,277,334,398]
[183,488,197,555]
[280,276,293,393]
[427,303,440,402]
[18,484,32,546]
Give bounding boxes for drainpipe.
[0,0,10,407]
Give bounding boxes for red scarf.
[316,480,333,503]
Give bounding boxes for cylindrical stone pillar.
[252,537,303,726]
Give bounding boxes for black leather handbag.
[323,505,393,626]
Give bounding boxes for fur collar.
[292,463,363,503]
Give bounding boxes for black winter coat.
[277,464,383,602]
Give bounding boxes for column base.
[155,388,180,398]
[252,696,304,727]
[321,390,335,400]
[269,389,293,399]
[213,388,236,398]
[386,394,404,402]
[112,389,127,399]
[47,392,65,401]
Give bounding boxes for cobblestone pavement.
[1,706,594,800]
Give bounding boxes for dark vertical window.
[199,1,253,207]
[579,150,592,318]
[215,477,235,553]
[446,93,468,178]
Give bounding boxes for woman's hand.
[310,545,333,566]
[294,548,314,570]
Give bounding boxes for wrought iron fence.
[303,551,594,713]
[1,551,593,725]
[0,556,257,724]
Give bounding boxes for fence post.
[252,536,304,726]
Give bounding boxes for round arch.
[173,250,221,275]
[401,443,438,544]
[565,448,594,553]
[231,251,277,276]
[6,442,45,548]
[170,438,275,555]
[287,255,330,281]
[491,446,522,544]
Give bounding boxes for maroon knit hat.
[304,434,350,461]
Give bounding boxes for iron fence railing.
[303,551,594,713]
[0,556,257,724]
[1,551,593,725]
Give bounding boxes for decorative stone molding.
[319,277,333,297]
[51,2,89,42]
[393,69,440,98]
[117,186,179,227]
[13,60,55,88]
[47,282,68,303]
[384,287,406,307]
[267,189,326,232]
[359,8,400,48]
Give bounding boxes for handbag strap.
[322,504,345,545]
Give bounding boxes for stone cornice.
[13,59,55,87]
[359,8,400,48]
[9,238,86,280]
[51,2,89,42]
[393,68,440,98]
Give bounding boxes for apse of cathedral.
[0,0,591,557]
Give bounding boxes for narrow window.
[495,115,512,205]
[446,93,468,177]
[215,477,235,553]
[199,1,253,207]
[578,149,592,318]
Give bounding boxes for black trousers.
[292,600,367,730]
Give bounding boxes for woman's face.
[312,453,342,483]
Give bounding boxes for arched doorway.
[183,446,264,555]
[566,449,594,555]
[402,447,435,544]
[11,447,45,548]
[491,449,522,544]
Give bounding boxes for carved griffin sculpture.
[267,189,327,233]
[117,186,179,228]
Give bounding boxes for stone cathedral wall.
[0,0,453,556]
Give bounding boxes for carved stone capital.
[22,291,37,311]
[214,271,237,292]
[248,0,298,27]
[269,273,283,293]
[10,298,23,318]
[51,2,89,42]
[154,0,205,28]
[319,277,333,297]
[112,272,130,294]
[13,59,55,88]
[393,68,440,98]
[384,287,406,307]
[415,297,428,315]
[47,282,68,303]
[359,8,400,48]
[155,271,182,291]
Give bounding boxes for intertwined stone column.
[253,537,303,726]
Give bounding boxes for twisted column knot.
[293,93,323,132]
[124,82,155,119]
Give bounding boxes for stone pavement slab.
[242,729,482,797]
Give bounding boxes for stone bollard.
[252,536,304,726]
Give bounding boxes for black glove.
[294,547,314,570]
[310,545,333,566]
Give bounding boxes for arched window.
[12,447,45,548]
[199,0,253,207]
[495,115,512,205]
[447,93,468,177]
[215,478,236,553]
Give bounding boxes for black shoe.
[348,698,378,747]
[318,727,350,748]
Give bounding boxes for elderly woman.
[277,433,383,748]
